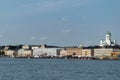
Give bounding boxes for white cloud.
[40,37,47,41]
[22,0,91,11]
[31,36,36,40]
[12,1,65,16]
[3,0,94,16]
[62,29,71,33]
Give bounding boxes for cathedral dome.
[106,32,111,35]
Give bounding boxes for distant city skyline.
[0,0,120,46]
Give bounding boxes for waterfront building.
[60,49,67,57]
[65,48,82,57]
[82,49,94,57]
[18,49,32,57]
[4,46,9,50]
[94,48,120,59]
[31,46,39,50]
[60,48,93,58]
[40,45,46,48]
[100,32,117,47]
[111,52,120,59]
[33,48,60,57]
[5,50,14,57]
[22,45,30,49]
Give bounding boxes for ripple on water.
[0,59,120,80]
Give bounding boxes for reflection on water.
[0,58,120,80]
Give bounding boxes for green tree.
[0,51,5,55]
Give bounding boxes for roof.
[106,32,111,35]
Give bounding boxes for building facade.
[65,48,82,57]
[100,32,117,46]
[60,49,67,57]
[94,48,120,59]
[111,52,120,59]
[33,48,60,57]
[5,50,14,57]
[60,48,93,58]
[18,49,32,57]
[82,49,94,57]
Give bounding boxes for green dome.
[106,32,111,35]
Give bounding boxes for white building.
[100,32,117,46]
[18,49,32,57]
[5,50,14,57]
[31,46,39,50]
[22,45,30,49]
[33,48,60,57]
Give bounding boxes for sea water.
[0,58,120,80]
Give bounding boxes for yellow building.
[5,50,14,57]
[60,49,67,57]
[82,49,94,57]
[111,52,120,59]
[18,49,32,57]
[65,48,82,57]
[60,48,93,57]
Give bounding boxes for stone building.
[82,49,94,57]
[94,48,120,59]
[18,49,32,57]
[33,48,60,57]
[65,48,82,57]
[4,50,14,57]
[60,48,93,58]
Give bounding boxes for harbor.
[0,32,120,60]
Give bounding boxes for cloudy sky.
[0,0,120,46]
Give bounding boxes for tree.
[0,51,5,55]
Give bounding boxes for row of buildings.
[1,45,120,60]
[0,32,120,60]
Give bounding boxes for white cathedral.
[99,32,117,47]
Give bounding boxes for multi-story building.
[18,49,32,57]
[82,49,94,57]
[22,45,30,49]
[33,48,60,57]
[94,48,120,59]
[5,50,14,57]
[65,48,82,57]
[60,49,67,57]
[31,46,39,50]
[60,48,93,58]
[111,52,120,59]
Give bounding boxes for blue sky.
[0,0,120,46]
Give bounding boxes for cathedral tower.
[105,32,111,45]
